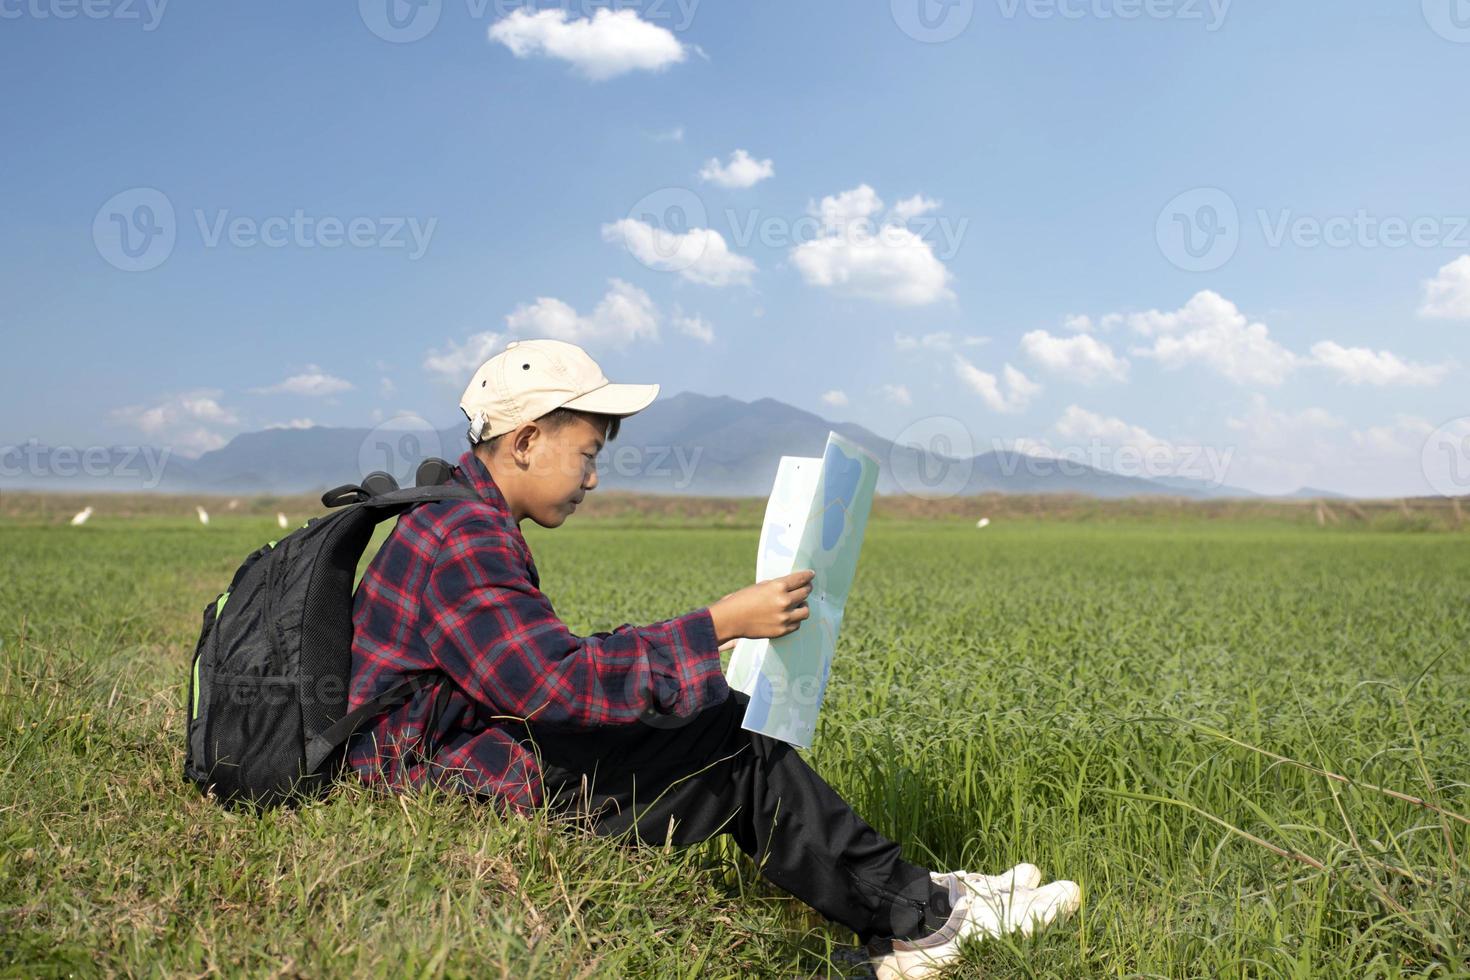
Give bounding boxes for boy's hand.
[709,570,814,645]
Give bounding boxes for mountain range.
[5,391,1259,499]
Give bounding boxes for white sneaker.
[938,862,1043,896]
[869,865,1081,980]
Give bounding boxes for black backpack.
[183,463,479,808]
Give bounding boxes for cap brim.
[560,382,660,418]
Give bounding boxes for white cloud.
[1214,395,1449,496]
[1419,255,1470,320]
[265,418,317,430]
[1054,405,1172,456]
[1124,290,1299,386]
[698,149,774,189]
[1351,415,1434,457]
[488,9,687,81]
[821,389,849,407]
[793,184,955,306]
[423,331,508,384]
[1226,396,1342,438]
[601,218,756,287]
[672,310,714,343]
[1218,394,1344,492]
[505,278,659,349]
[811,184,885,233]
[895,331,985,351]
[249,365,353,397]
[1308,341,1451,387]
[954,357,1040,414]
[903,332,986,351]
[648,126,684,143]
[1060,312,1127,333]
[109,388,240,457]
[1021,329,1130,383]
[379,376,396,398]
[889,194,941,224]
[1023,407,1240,486]
[1085,289,1453,390]
[879,383,912,406]
[792,226,953,306]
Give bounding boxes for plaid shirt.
[346,448,728,809]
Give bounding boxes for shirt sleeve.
[420,517,729,728]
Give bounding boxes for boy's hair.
[470,407,622,454]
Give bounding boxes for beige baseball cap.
[459,339,660,443]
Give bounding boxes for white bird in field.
[227,498,239,510]
[976,517,991,528]
[196,506,210,526]
[70,506,94,526]
[276,512,288,529]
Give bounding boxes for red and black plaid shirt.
[346,448,728,809]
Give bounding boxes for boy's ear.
[510,422,541,463]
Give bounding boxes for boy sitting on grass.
[346,339,1079,977]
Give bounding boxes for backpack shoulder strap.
[321,483,481,510]
[299,483,481,771]
[304,674,439,771]
[361,484,481,510]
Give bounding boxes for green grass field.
[3,511,1467,977]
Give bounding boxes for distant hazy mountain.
[4,391,1259,499]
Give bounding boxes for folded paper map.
[726,431,880,748]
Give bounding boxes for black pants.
[524,691,946,945]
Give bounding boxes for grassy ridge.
[2,516,1467,976]
[5,488,1468,533]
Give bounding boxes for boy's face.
[495,412,608,528]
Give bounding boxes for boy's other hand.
[710,570,814,645]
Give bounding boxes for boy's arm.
[421,518,728,727]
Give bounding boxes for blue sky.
[3,0,1468,496]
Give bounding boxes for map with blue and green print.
[726,432,879,748]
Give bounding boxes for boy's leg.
[525,691,949,945]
